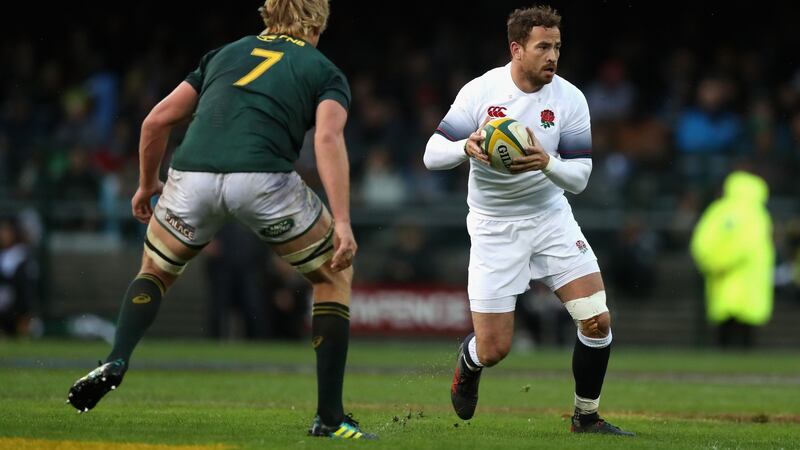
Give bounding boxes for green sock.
[106,274,165,364]
[311,302,350,426]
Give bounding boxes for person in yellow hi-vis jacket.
[690,171,774,348]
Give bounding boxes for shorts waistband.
[468,195,565,222]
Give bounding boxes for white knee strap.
[564,290,608,321]
[144,227,187,275]
[281,224,334,274]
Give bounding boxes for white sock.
[466,335,484,370]
[577,329,612,348]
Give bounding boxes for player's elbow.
[423,149,436,170]
[562,159,592,194]
[566,179,589,195]
[423,135,444,170]
[142,106,178,132]
[141,112,166,132]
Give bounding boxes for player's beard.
[525,66,555,89]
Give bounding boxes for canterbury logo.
[132,294,151,304]
[487,106,507,118]
[312,336,324,348]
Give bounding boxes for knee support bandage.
[143,227,188,275]
[281,225,335,273]
[564,290,608,321]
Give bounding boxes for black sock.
[572,337,610,424]
[312,302,350,426]
[106,274,165,364]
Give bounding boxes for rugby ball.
[481,117,532,173]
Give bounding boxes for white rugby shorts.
[467,196,599,313]
[154,169,324,247]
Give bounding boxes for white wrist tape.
[564,290,608,321]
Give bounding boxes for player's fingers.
[510,153,537,164]
[508,157,541,173]
[526,127,542,147]
[472,148,489,161]
[473,154,490,165]
[343,241,357,259]
[523,128,544,156]
[330,247,354,272]
[523,128,535,154]
[140,204,153,223]
[508,165,534,174]
[331,233,355,269]
[467,142,490,164]
[133,209,148,224]
[479,116,492,129]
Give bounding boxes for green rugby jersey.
[171,34,351,173]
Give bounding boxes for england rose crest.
[540,109,555,129]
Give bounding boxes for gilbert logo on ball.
[481,117,532,174]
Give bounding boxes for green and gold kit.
[171,34,351,173]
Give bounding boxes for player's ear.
[510,41,523,60]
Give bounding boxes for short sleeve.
[557,87,592,159]
[185,47,223,93]
[318,66,351,111]
[435,78,482,141]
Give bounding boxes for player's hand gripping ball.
[481,118,532,174]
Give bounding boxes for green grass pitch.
[1,339,799,449]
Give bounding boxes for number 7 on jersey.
[233,49,284,87]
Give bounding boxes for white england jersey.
[436,63,592,218]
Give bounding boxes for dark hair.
[507,5,561,46]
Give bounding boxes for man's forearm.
[542,157,592,194]
[138,121,170,188]
[424,133,469,170]
[315,134,350,224]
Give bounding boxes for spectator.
[378,224,436,284]
[359,145,408,207]
[0,217,39,337]
[675,76,743,187]
[54,145,101,231]
[585,58,636,123]
[690,171,774,348]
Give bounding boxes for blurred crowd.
[2,3,800,338]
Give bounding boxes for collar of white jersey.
[505,62,554,98]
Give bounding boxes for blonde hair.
[259,0,330,38]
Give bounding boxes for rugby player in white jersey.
[424,5,633,436]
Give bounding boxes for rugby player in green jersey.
[67,0,375,439]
